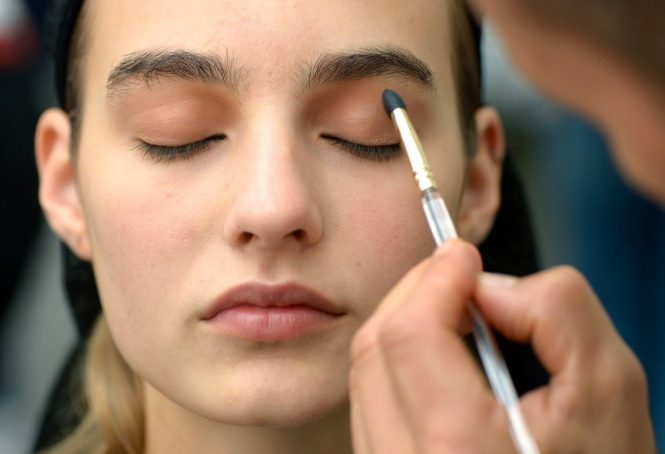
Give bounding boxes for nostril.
[292,229,307,242]
[225,203,322,249]
[239,231,253,244]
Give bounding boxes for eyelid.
[322,134,401,162]
[135,134,226,162]
[135,132,400,163]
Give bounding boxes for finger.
[477,269,658,453]
[375,241,511,451]
[474,267,620,376]
[349,241,478,453]
[350,386,372,454]
[349,339,416,453]
[347,247,438,454]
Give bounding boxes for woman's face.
[40,0,501,427]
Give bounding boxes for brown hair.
[62,0,88,150]
[44,318,144,454]
[449,0,482,153]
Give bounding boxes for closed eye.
[322,134,401,162]
[135,134,227,163]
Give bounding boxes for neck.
[143,384,353,454]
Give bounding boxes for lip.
[200,282,345,341]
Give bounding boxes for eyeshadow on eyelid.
[108,84,234,119]
[112,101,233,140]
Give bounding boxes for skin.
[351,242,655,453]
[468,0,665,207]
[348,1,658,453]
[36,0,505,452]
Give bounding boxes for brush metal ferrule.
[391,108,437,192]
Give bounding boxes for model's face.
[75,0,469,425]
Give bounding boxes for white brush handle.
[422,189,541,454]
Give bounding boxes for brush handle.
[422,188,458,242]
[468,303,541,454]
[421,189,541,454]
[386,91,539,453]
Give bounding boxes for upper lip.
[200,282,346,320]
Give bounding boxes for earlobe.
[457,107,506,244]
[35,108,91,260]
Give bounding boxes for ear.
[457,107,506,244]
[35,108,91,260]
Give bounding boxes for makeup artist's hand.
[349,239,655,454]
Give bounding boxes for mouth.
[200,282,346,342]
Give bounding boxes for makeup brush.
[382,88,540,454]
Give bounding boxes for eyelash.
[136,135,226,162]
[322,135,401,162]
[135,134,401,163]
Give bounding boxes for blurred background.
[0,2,663,452]
[0,1,76,453]
[483,31,665,452]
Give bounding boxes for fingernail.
[433,240,454,256]
[479,272,519,288]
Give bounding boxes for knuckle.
[350,323,379,366]
[351,307,426,368]
[625,355,649,391]
[601,345,649,399]
[548,266,589,296]
[377,308,423,353]
[535,266,592,314]
[554,383,590,422]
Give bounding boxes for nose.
[223,138,323,251]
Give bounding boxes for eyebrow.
[105,45,435,98]
[303,46,435,91]
[106,50,245,96]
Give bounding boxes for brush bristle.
[382,89,406,115]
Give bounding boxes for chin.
[198,390,348,427]
[223,405,342,428]
[177,368,349,427]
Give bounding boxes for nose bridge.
[223,111,322,250]
[249,133,309,213]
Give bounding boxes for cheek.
[79,154,220,324]
[333,173,435,312]
[351,193,431,262]
[95,194,194,268]
[337,154,466,318]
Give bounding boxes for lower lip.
[204,304,340,341]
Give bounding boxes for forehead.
[82,0,454,93]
